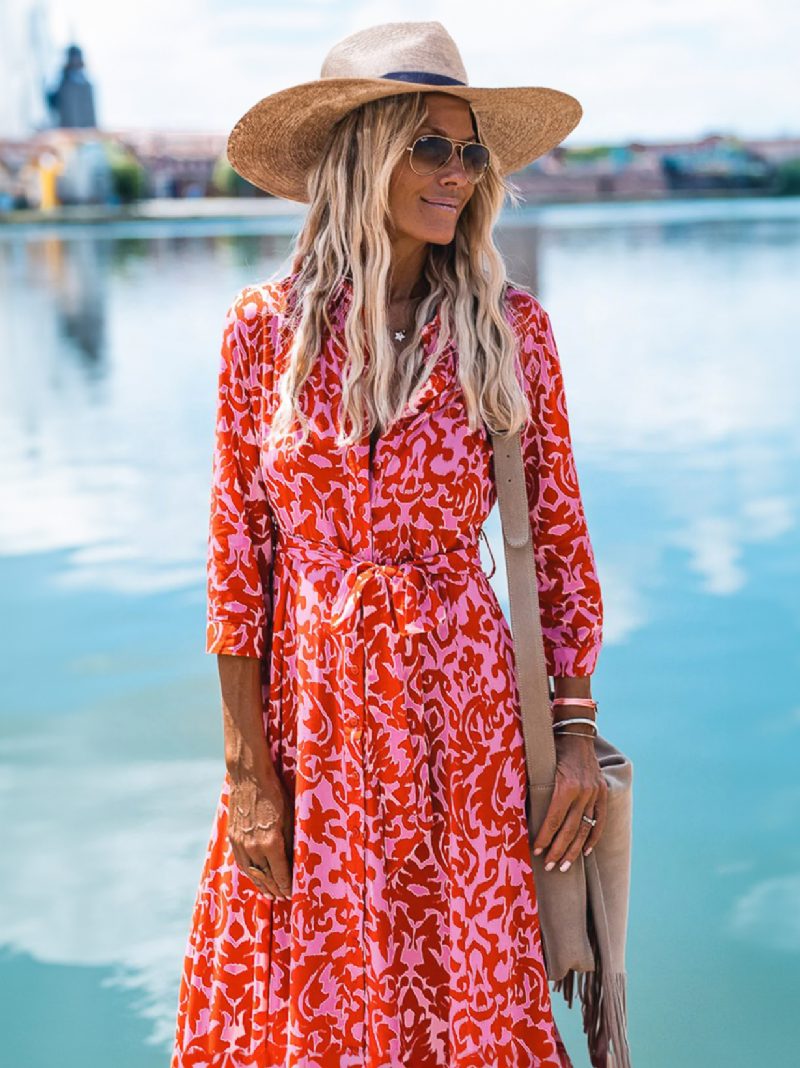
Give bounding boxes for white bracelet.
[552,717,597,730]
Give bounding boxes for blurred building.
[745,137,800,165]
[45,44,97,129]
[513,134,786,201]
[660,135,776,191]
[113,129,229,197]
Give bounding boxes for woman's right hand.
[227,772,294,901]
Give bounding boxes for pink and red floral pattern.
[171,275,603,1067]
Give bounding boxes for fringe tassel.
[551,896,632,1067]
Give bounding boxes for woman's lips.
[421,198,458,214]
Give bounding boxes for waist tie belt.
[274,527,489,879]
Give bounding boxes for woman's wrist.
[226,749,280,791]
[551,695,598,742]
[552,674,593,700]
[551,702,597,727]
[550,677,597,729]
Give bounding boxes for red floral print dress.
[170,275,603,1068]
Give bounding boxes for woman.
[172,21,606,1068]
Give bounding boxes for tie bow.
[327,556,448,636]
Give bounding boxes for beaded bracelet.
[552,716,598,731]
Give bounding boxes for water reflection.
[1,197,798,1067]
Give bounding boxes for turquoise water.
[1,197,798,1066]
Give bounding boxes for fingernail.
[560,860,571,872]
[544,861,555,872]
[583,846,593,856]
[533,847,543,855]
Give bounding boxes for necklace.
[390,291,426,344]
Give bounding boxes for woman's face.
[387,93,479,249]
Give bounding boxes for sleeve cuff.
[206,617,265,658]
[546,638,602,678]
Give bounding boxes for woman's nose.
[438,151,469,186]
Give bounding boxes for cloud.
[40,0,799,138]
[0,749,226,1049]
[728,874,800,952]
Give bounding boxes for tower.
[45,42,97,128]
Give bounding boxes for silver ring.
[581,814,597,827]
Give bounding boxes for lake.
[1,195,798,1066]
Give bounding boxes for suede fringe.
[551,895,632,1068]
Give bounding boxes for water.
[1,196,798,1066]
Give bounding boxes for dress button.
[350,727,363,742]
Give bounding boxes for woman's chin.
[420,224,457,245]
[390,220,458,247]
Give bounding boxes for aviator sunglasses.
[405,134,491,184]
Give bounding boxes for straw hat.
[226,20,583,203]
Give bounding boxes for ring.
[248,863,268,875]
[581,814,597,827]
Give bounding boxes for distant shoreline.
[0,187,788,227]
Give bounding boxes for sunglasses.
[405,135,491,184]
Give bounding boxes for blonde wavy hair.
[266,91,531,450]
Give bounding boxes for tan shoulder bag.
[490,428,634,1068]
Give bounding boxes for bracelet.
[552,716,597,730]
[551,697,598,710]
[554,730,596,739]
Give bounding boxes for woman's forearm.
[552,674,593,700]
[217,654,278,788]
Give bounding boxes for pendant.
[394,330,406,342]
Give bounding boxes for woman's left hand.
[531,734,608,872]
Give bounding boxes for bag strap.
[489,429,557,787]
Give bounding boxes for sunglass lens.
[462,143,490,182]
[410,136,453,174]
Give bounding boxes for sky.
[46,0,799,144]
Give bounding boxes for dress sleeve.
[509,290,604,677]
[205,288,274,658]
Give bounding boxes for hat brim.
[226,77,582,202]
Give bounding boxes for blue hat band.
[380,71,466,86]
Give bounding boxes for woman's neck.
[388,236,428,302]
